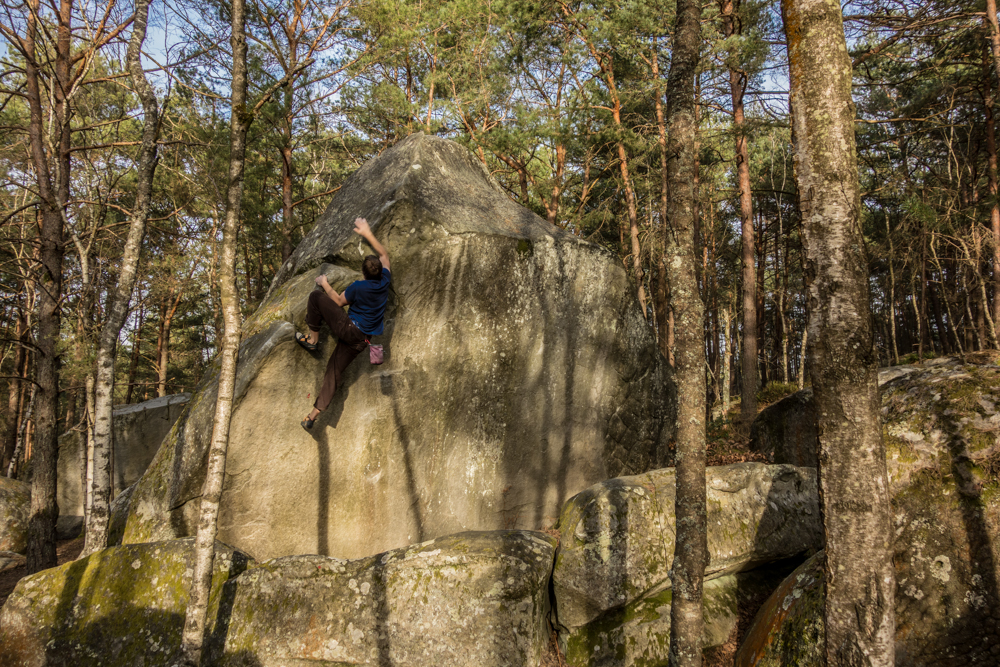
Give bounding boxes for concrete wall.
[57,393,189,517]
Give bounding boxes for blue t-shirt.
[344,268,391,336]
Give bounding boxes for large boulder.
[0,538,254,667]
[0,477,29,554]
[57,393,189,517]
[736,358,1000,666]
[211,530,556,667]
[121,133,674,560]
[552,462,821,665]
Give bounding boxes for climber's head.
[362,255,382,281]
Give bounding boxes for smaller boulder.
[0,538,253,667]
[552,463,821,635]
[212,530,556,667]
[0,477,30,554]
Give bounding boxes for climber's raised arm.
[353,217,390,272]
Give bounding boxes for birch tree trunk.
[664,0,706,663]
[782,0,896,663]
[181,0,249,659]
[81,0,160,557]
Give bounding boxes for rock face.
[552,463,821,665]
[737,358,1000,665]
[749,363,924,466]
[213,530,556,667]
[0,530,553,667]
[57,393,189,516]
[0,477,30,553]
[0,538,253,667]
[121,133,674,560]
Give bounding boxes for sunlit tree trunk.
[82,0,160,556]
[782,0,896,664]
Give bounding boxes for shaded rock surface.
[0,477,29,554]
[0,538,253,667]
[564,564,797,667]
[57,393,189,517]
[552,463,821,639]
[737,357,1000,665]
[213,530,556,667]
[122,134,674,560]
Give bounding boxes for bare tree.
[782,0,896,664]
[664,0,706,662]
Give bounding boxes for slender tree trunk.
[722,0,758,426]
[156,291,183,397]
[782,0,896,664]
[82,0,160,556]
[181,0,252,658]
[983,59,1000,329]
[722,306,732,414]
[125,306,144,404]
[3,310,27,470]
[24,0,72,574]
[664,0,706,663]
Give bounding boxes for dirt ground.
[0,536,83,608]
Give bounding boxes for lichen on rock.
[0,538,253,666]
[552,462,821,665]
[211,529,556,667]
[737,357,1000,665]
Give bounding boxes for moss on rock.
[0,538,253,666]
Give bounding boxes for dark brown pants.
[306,289,368,411]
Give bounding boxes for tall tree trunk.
[983,55,1000,330]
[82,0,160,556]
[722,0,758,426]
[181,0,262,656]
[664,0,706,663]
[782,0,896,664]
[24,0,72,574]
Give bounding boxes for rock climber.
[296,217,390,430]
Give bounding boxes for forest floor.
[0,535,83,608]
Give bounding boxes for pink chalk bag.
[367,339,384,365]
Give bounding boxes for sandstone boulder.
[552,462,821,664]
[56,393,189,517]
[0,477,29,553]
[122,133,674,560]
[0,538,253,667]
[748,361,943,467]
[563,565,795,667]
[211,530,556,667]
[736,358,1000,666]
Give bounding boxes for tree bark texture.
[782,0,896,664]
[82,0,160,557]
[24,0,72,574]
[664,0,706,663]
[180,0,249,660]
